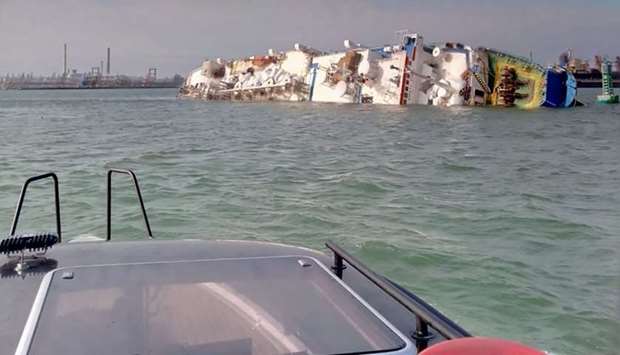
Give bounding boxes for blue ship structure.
[543,67,578,108]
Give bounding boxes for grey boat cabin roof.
[15,254,410,355]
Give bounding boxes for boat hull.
[0,239,454,354]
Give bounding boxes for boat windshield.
[20,256,407,355]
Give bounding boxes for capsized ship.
[180,33,577,109]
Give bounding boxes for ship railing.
[9,173,62,242]
[107,169,153,241]
[326,240,471,352]
[5,169,153,246]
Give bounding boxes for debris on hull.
[180,33,577,109]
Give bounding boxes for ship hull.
[543,67,577,108]
[181,37,576,109]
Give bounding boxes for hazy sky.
[1,0,618,77]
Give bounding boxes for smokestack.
[106,47,111,75]
[63,43,68,76]
[100,60,104,75]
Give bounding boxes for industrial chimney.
[64,43,68,76]
[106,47,111,75]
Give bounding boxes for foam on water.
[0,88,618,355]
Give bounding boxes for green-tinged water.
[0,88,618,354]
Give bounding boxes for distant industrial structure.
[107,47,111,75]
[64,43,68,76]
[0,44,184,90]
[559,50,620,88]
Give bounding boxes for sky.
[1,0,618,77]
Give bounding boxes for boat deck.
[1,239,439,354]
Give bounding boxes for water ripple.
[0,88,618,355]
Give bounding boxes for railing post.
[107,169,153,241]
[332,253,346,279]
[106,171,112,241]
[9,173,62,242]
[414,316,431,352]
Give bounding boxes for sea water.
[0,88,618,354]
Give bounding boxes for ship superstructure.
[181,33,577,109]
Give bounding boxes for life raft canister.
[419,337,546,355]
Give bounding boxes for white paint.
[180,32,494,108]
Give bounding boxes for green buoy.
[597,59,619,104]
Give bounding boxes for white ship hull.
[180,33,574,109]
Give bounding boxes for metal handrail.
[9,173,62,242]
[106,169,153,241]
[325,240,470,351]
